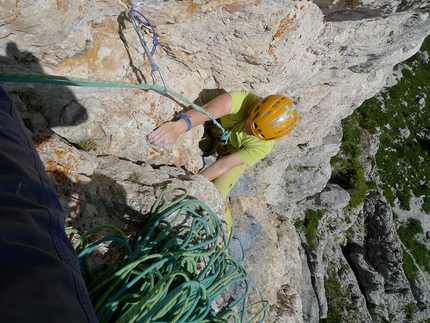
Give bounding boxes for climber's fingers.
[147,121,182,149]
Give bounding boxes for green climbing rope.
[68,187,268,323]
[0,72,231,143]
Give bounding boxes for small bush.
[422,199,430,214]
[382,184,395,206]
[404,302,417,320]
[331,159,369,210]
[302,209,325,248]
[396,190,411,211]
[330,110,373,210]
[357,98,381,133]
[322,275,344,323]
[322,270,360,323]
[126,172,141,184]
[76,137,97,152]
[398,218,430,277]
[402,251,419,278]
[294,220,303,230]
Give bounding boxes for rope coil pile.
[70,187,268,323]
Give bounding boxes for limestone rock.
[3,0,430,177]
[344,190,418,322]
[34,128,224,231]
[2,0,430,321]
[397,126,410,139]
[229,195,304,323]
[417,127,430,140]
[296,184,353,319]
[365,191,410,294]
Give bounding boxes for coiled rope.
[68,187,268,323]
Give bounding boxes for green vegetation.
[401,251,418,279]
[261,156,273,166]
[330,115,375,210]
[322,275,344,323]
[323,37,430,322]
[321,269,360,323]
[330,36,430,213]
[126,171,142,184]
[404,302,417,321]
[397,218,430,278]
[76,137,97,152]
[357,37,430,212]
[295,209,325,248]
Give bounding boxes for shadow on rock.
[0,42,88,133]
[1,44,145,236]
[48,169,146,232]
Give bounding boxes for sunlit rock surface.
[2,0,430,321]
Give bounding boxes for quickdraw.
[126,9,168,94]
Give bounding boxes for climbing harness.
[67,187,268,323]
[126,9,168,93]
[0,8,231,144]
[202,118,246,157]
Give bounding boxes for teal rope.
[0,72,230,142]
[68,187,268,323]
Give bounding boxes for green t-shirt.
[219,91,275,166]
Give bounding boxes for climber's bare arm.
[147,92,233,149]
[199,153,244,182]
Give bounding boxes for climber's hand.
[147,120,188,149]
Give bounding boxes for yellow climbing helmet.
[249,94,297,140]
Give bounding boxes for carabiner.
[127,9,168,94]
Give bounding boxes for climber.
[147,90,297,229]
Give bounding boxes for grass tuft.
[126,172,141,184]
[76,137,97,152]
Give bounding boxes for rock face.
[345,190,416,322]
[1,0,430,322]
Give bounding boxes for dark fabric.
[0,86,98,323]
